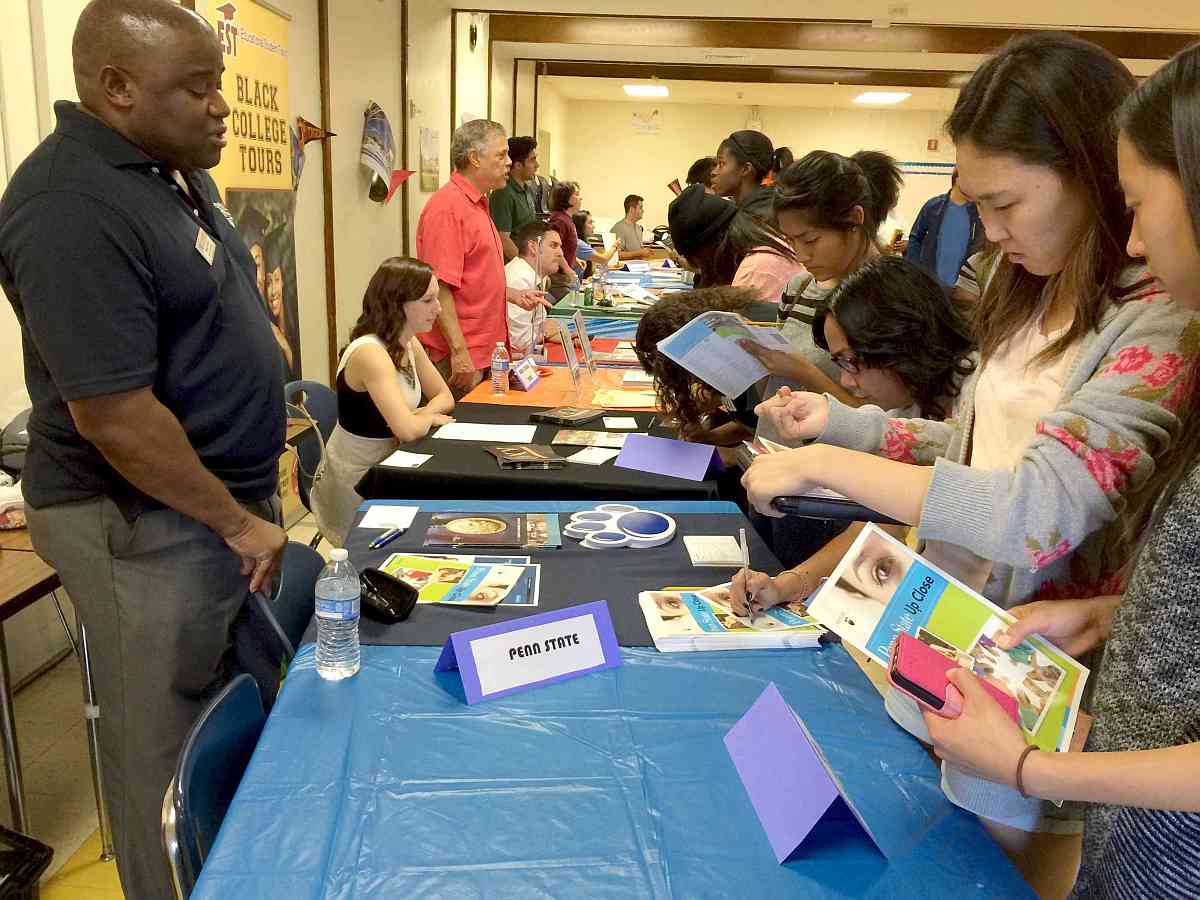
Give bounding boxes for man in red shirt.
[417,119,548,396]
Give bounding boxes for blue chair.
[161,674,266,899]
[233,541,324,709]
[269,540,324,656]
[284,380,337,547]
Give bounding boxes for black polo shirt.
[0,101,284,517]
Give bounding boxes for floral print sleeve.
[919,295,1200,572]
[817,399,959,464]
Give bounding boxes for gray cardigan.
[817,266,1196,608]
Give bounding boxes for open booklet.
[656,310,794,399]
[809,524,1089,753]
[639,584,826,652]
[380,554,540,607]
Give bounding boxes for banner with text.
[205,1,300,379]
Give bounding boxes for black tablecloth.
[355,403,734,502]
[302,507,781,648]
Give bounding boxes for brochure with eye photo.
[808,524,1089,753]
[638,584,825,652]
[422,513,562,549]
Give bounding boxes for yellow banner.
[204,0,291,194]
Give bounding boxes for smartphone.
[888,633,1020,722]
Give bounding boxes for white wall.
[555,99,958,233]
[491,41,515,133]
[535,80,567,180]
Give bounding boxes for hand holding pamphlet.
[808,525,1089,753]
[656,311,795,399]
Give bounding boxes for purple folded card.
[725,682,886,863]
[435,600,621,704]
[613,433,721,482]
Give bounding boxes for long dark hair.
[947,32,1138,365]
[813,256,976,420]
[1117,42,1200,544]
[346,257,435,367]
[634,287,757,427]
[689,210,796,288]
[773,150,902,244]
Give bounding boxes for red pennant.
[386,169,414,204]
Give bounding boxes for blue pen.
[369,527,407,550]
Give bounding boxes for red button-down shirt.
[416,171,507,368]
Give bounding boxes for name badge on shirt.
[195,226,217,266]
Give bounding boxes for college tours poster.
[202,0,301,382]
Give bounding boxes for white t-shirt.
[504,256,546,358]
[972,317,1080,472]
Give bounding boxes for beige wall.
[405,0,453,244]
[535,80,566,180]
[555,99,959,233]
[454,12,490,127]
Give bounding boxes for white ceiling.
[541,76,961,111]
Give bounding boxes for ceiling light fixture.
[624,84,669,98]
[853,91,911,105]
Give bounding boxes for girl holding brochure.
[311,258,455,544]
[746,32,1197,871]
[740,149,906,408]
[731,256,975,612]
[920,43,1200,900]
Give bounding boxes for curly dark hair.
[812,256,976,420]
[345,257,435,368]
[634,287,757,428]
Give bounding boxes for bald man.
[0,1,287,894]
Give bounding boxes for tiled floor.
[2,513,324,895]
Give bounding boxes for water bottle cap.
[330,548,348,561]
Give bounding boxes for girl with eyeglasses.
[730,255,975,617]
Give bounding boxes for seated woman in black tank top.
[311,258,455,543]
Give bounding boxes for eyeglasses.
[829,352,864,375]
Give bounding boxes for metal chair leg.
[50,592,115,861]
[78,624,115,861]
[0,623,28,833]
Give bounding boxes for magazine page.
[655,311,793,399]
[809,525,1089,753]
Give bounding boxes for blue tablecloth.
[194,642,1031,899]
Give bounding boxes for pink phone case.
[888,633,1020,723]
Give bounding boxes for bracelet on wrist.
[1015,745,1038,798]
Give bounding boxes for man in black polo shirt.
[0,1,286,895]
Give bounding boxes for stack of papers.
[379,449,432,469]
[551,430,628,449]
[434,423,537,443]
[639,585,825,652]
[564,447,621,465]
[622,371,655,387]
[357,505,420,530]
[683,536,744,567]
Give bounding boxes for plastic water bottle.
[595,271,610,307]
[490,342,510,396]
[315,548,360,680]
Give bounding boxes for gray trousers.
[28,494,280,900]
